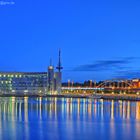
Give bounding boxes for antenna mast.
[56,49,63,72]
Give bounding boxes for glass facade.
[0,72,48,94]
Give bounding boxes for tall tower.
[56,49,63,72]
[55,49,63,94]
[48,59,54,94]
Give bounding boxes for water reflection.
[0,97,140,121]
[0,97,140,140]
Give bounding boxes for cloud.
[73,57,136,72]
[114,70,140,79]
[0,1,15,5]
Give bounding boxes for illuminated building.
[132,79,140,88]
[48,64,55,94]
[0,50,63,95]
[0,72,48,94]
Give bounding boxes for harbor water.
[0,97,140,140]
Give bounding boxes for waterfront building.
[132,79,140,88]
[48,65,55,94]
[0,50,63,95]
[0,72,47,94]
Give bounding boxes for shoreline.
[0,94,140,101]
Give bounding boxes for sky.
[0,0,140,82]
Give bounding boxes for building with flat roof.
[0,50,63,95]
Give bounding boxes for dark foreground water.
[0,97,140,140]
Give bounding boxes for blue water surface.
[0,97,140,140]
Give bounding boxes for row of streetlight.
[67,80,133,89]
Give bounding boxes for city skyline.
[0,0,140,82]
[1,1,140,140]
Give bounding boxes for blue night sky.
[0,0,140,82]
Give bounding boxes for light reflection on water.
[0,97,140,140]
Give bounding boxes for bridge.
[62,79,140,94]
[62,87,104,94]
[62,87,104,90]
[97,79,134,89]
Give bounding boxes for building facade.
[0,72,47,94]
[0,70,62,94]
[0,51,63,95]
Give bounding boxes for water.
[0,97,140,140]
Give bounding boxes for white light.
[24,90,28,93]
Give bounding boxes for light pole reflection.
[136,102,140,120]
[39,97,42,120]
[127,101,130,119]
[111,100,114,119]
[24,97,28,122]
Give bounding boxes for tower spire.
[50,58,52,66]
[56,49,63,72]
